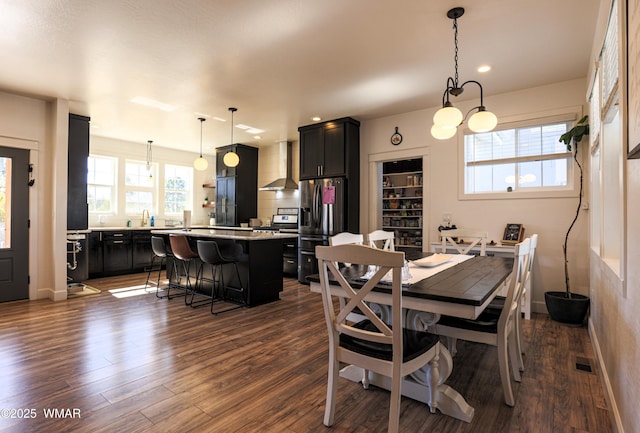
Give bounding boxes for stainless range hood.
[259,141,298,191]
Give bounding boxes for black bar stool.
[145,236,180,298]
[196,240,246,314]
[168,234,199,305]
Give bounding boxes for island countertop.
[150,228,298,241]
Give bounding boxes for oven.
[253,211,299,277]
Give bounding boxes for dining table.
[307,251,514,423]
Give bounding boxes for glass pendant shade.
[431,124,457,140]
[193,156,208,170]
[433,105,463,128]
[468,110,498,133]
[223,151,240,167]
[223,107,240,167]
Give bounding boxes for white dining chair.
[366,229,395,251]
[488,234,538,363]
[328,232,364,246]
[316,244,441,433]
[439,228,488,256]
[433,237,531,407]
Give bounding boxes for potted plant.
[544,115,591,325]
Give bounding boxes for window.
[462,116,575,198]
[164,164,192,215]
[125,160,155,214]
[88,155,117,212]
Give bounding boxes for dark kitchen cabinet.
[102,231,132,273]
[88,231,104,275]
[89,230,155,277]
[215,144,258,226]
[132,231,154,270]
[67,113,90,230]
[298,117,360,180]
[215,177,237,226]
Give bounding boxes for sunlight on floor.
[108,284,152,298]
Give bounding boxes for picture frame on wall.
[502,223,525,245]
[627,0,640,158]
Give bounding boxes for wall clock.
[390,126,403,145]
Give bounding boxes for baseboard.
[36,287,68,301]
[588,319,624,433]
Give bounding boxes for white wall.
[0,90,67,300]
[256,142,299,225]
[90,136,219,227]
[90,136,300,228]
[359,78,590,314]
[586,1,640,432]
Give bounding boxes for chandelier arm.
[459,80,485,106]
[462,106,484,122]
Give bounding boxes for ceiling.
[0,0,601,155]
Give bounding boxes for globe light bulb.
[433,106,463,128]
[468,110,498,133]
[223,151,240,167]
[193,156,208,171]
[431,123,457,140]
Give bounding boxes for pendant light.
[223,107,240,168]
[431,7,497,140]
[193,117,208,171]
[146,140,153,178]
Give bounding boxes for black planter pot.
[544,291,590,326]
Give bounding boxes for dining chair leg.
[362,369,370,389]
[388,374,401,433]
[323,349,339,427]
[498,332,515,407]
[515,302,526,364]
[509,331,522,382]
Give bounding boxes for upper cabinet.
[67,113,90,230]
[215,144,258,227]
[298,117,360,180]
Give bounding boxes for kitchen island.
[151,228,298,307]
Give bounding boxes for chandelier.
[431,7,498,140]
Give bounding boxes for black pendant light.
[431,7,498,139]
[223,107,240,167]
[194,117,208,170]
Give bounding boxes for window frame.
[124,159,157,216]
[87,154,118,214]
[458,110,583,200]
[163,163,193,216]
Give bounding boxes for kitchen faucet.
[141,209,150,226]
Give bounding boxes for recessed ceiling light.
[477,65,491,73]
[312,116,322,122]
[130,96,176,112]
[212,116,227,122]
[253,135,262,140]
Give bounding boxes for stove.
[253,212,299,276]
[253,214,298,233]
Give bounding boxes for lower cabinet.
[88,231,104,275]
[103,231,132,273]
[132,231,154,270]
[89,230,154,277]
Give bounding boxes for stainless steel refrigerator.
[298,177,347,283]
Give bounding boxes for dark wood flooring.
[0,274,614,433]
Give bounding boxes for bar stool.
[145,236,179,299]
[196,239,246,314]
[169,234,199,305]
